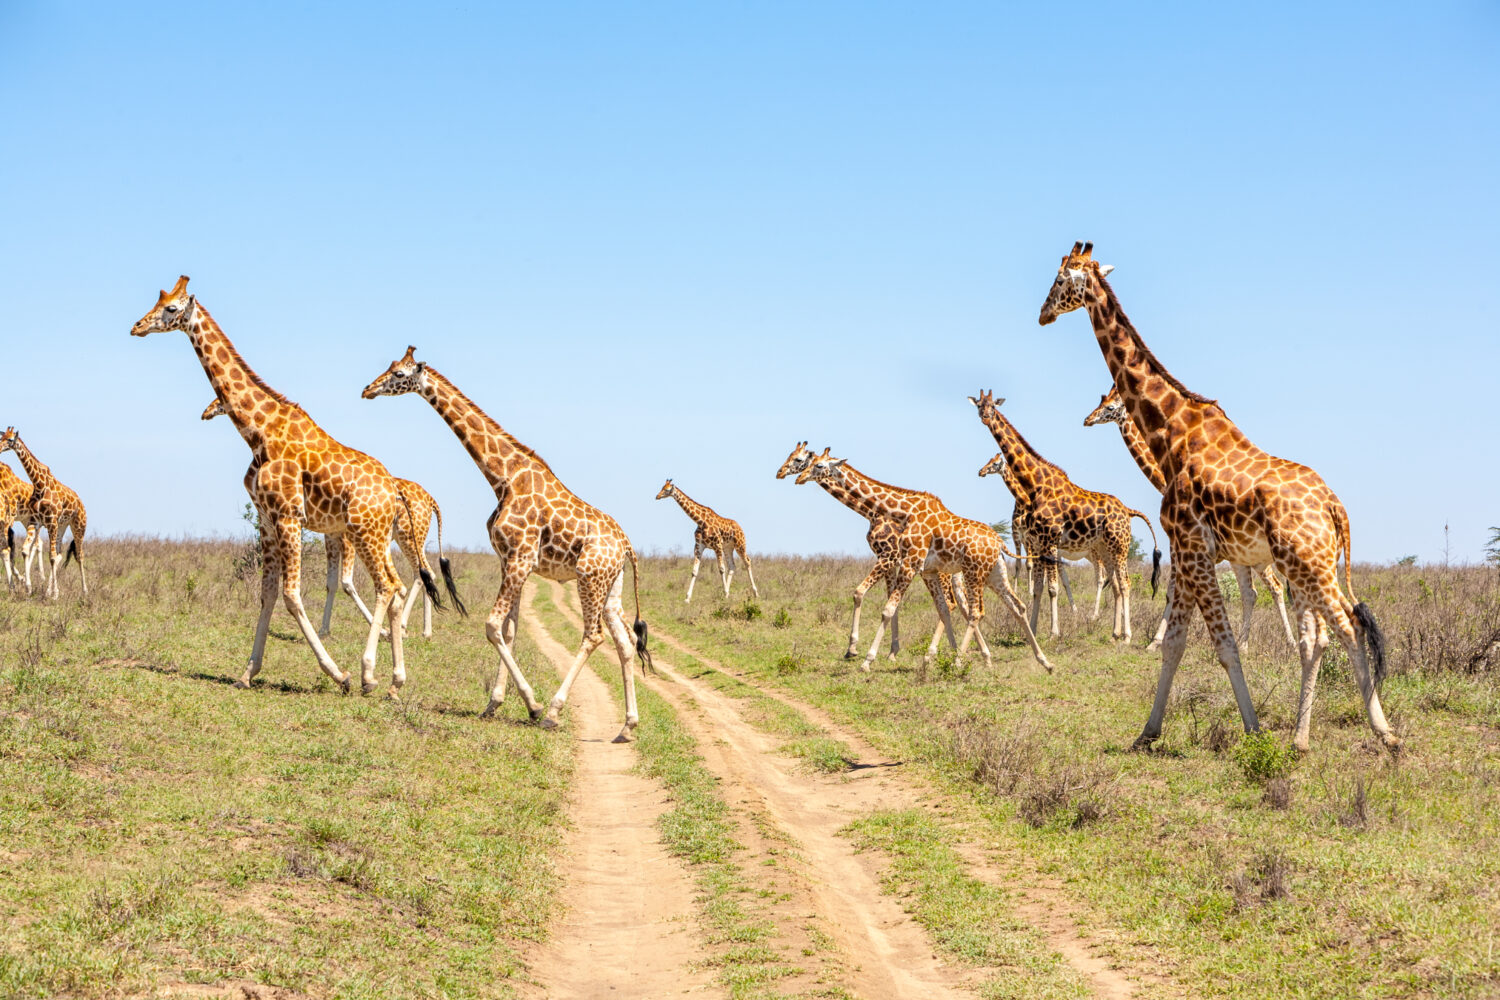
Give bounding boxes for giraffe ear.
[1097,264,1115,277]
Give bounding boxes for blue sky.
[2,2,1496,563]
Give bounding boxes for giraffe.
[978,453,1096,618]
[0,430,87,600]
[655,479,759,602]
[1038,242,1393,753]
[1082,387,1298,653]
[795,448,1051,673]
[132,277,414,697]
[0,458,41,593]
[777,441,970,661]
[201,397,462,639]
[361,347,653,743]
[969,393,1160,642]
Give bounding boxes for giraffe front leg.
[2,526,15,591]
[864,565,916,671]
[742,551,759,600]
[1183,549,1261,737]
[1149,570,1173,652]
[715,549,731,599]
[920,573,958,667]
[21,524,39,595]
[685,545,703,603]
[352,530,404,696]
[483,570,542,720]
[986,563,1051,673]
[1234,564,1256,654]
[847,564,883,659]
[1091,560,1107,621]
[272,515,352,692]
[240,546,281,689]
[1135,569,1202,749]
[722,547,736,598]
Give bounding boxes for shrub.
[1262,778,1292,811]
[1231,730,1296,783]
[772,608,792,629]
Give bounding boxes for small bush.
[739,599,763,622]
[1231,730,1296,783]
[772,608,792,629]
[773,650,805,676]
[1204,719,1236,754]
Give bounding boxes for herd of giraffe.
[0,243,1394,755]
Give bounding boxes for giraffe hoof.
[527,706,544,721]
[233,678,252,690]
[1382,734,1402,754]
[338,675,353,695]
[843,651,858,660]
[1038,658,1054,674]
[361,681,379,696]
[612,727,635,744]
[1129,733,1159,753]
[540,715,560,731]
[386,687,401,702]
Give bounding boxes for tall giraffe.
[202,397,461,639]
[1082,387,1298,652]
[778,441,970,660]
[978,453,1095,617]
[0,430,87,599]
[795,449,1051,673]
[361,347,653,743]
[655,479,759,602]
[1038,242,1393,753]
[132,277,413,697]
[969,393,1160,642]
[0,458,41,593]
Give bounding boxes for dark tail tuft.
[439,556,467,617]
[634,617,655,675]
[6,526,15,567]
[418,567,443,609]
[1353,602,1387,687]
[64,539,78,569]
[1150,548,1162,598]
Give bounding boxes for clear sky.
[2,2,1496,563]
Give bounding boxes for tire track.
[544,580,977,1000]
[518,581,721,1000]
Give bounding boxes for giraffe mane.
[1094,272,1218,408]
[214,326,297,407]
[840,464,937,502]
[994,415,1065,478]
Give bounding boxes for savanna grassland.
[632,550,1500,999]
[2,538,1499,1000]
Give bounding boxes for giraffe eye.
[165,304,178,313]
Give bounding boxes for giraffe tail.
[6,525,15,568]
[628,545,655,676]
[1338,514,1386,687]
[63,538,79,569]
[1127,508,1162,598]
[432,500,467,617]
[397,485,444,612]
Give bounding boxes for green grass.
[0,539,573,999]
[637,553,1500,1000]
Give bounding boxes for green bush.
[1231,730,1296,783]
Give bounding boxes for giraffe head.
[794,448,844,486]
[201,398,228,421]
[1037,241,1114,326]
[362,346,428,399]
[655,478,677,500]
[131,276,196,336]
[1082,386,1127,427]
[0,428,17,454]
[977,453,1006,478]
[967,389,1006,423]
[775,441,814,480]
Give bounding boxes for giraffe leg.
[1135,576,1196,748]
[317,535,342,638]
[1291,602,1329,752]
[1058,561,1076,613]
[21,524,39,595]
[351,527,405,697]
[864,562,917,671]
[338,536,378,631]
[1,527,14,591]
[270,513,351,691]
[482,567,543,720]
[921,572,959,667]
[1047,559,1062,638]
[1091,560,1107,621]
[741,549,760,600]
[950,570,991,669]
[684,544,703,603]
[543,574,611,730]
[44,526,62,600]
[73,528,87,598]
[715,548,731,599]
[723,547,736,597]
[1233,564,1256,654]
[887,572,903,659]
[240,533,281,689]
[985,562,1052,673]
[1265,565,1296,648]
[602,573,641,742]
[1318,591,1398,751]
[848,564,884,659]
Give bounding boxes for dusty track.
[518,581,719,1000]
[542,581,978,999]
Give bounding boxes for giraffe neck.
[419,366,551,495]
[7,438,49,488]
[997,460,1030,504]
[1115,413,1169,493]
[1082,274,1251,479]
[670,489,715,526]
[978,410,1056,498]
[826,464,913,520]
[184,304,298,447]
